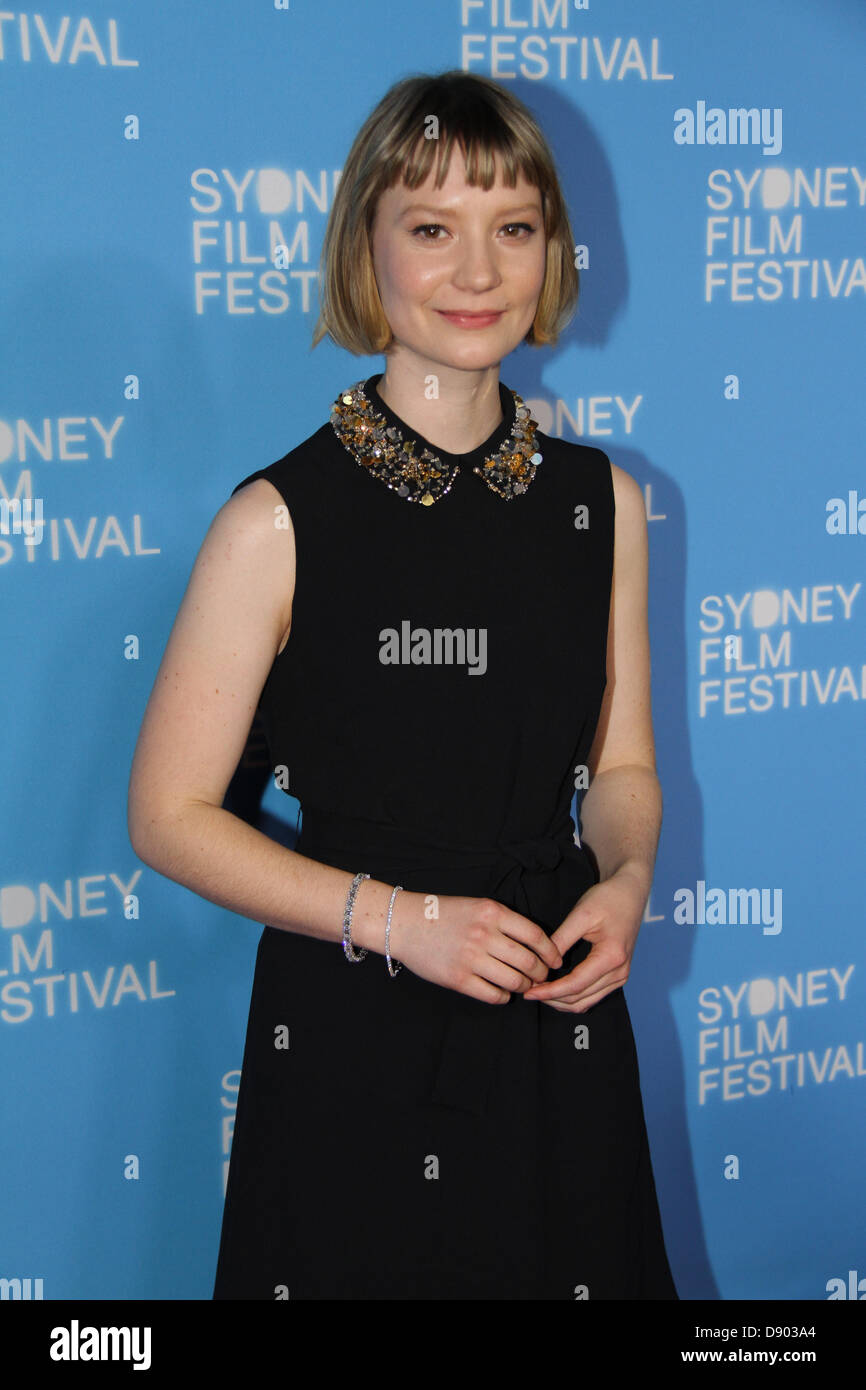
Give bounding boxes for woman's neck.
[375,353,504,455]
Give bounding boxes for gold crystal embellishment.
[329,380,543,505]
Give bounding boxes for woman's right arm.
[127,478,404,955]
[126,479,560,1000]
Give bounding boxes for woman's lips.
[435,310,504,328]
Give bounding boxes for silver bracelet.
[342,871,370,962]
[385,885,403,977]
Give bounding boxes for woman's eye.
[409,222,537,241]
[410,224,445,240]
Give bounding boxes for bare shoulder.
[607,460,648,563]
[609,459,646,521]
[217,474,295,543]
[209,476,296,635]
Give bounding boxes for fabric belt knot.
[486,834,566,921]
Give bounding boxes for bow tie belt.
[296,804,584,1115]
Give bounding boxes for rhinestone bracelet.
[385,885,403,977]
[342,871,370,963]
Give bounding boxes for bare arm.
[126,479,408,956]
[579,462,662,906]
[523,462,661,1008]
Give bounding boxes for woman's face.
[370,150,547,376]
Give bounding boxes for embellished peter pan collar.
[329,374,543,506]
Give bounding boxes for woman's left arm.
[523,463,661,1012]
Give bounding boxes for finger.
[475,954,535,996]
[528,930,564,972]
[539,971,628,1009]
[465,974,512,1006]
[491,938,555,985]
[523,953,624,1001]
[548,922,586,957]
[549,904,605,958]
[529,972,627,1006]
[539,981,621,1012]
[496,909,563,970]
[481,926,572,992]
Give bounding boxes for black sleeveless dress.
[212,374,678,1300]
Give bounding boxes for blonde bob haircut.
[312,69,579,355]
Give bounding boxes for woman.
[128,69,678,1300]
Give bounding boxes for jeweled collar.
[329,376,543,506]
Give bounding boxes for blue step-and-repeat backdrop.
[1,1,864,1302]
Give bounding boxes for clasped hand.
[522,867,647,1013]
